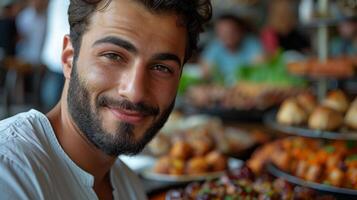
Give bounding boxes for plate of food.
[248,137,357,195]
[264,90,357,140]
[165,165,337,200]
[141,156,243,182]
[146,113,265,158]
[182,82,305,121]
[267,163,357,198]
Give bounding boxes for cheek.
[81,59,118,92]
[75,62,115,113]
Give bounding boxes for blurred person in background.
[201,14,262,85]
[261,0,310,56]
[16,0,48,66]
[40,0,69,112]
[330,17,357,57]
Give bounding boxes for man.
[201,14,262,85]
[0,0,212,199]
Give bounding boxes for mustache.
[97,96,160,116]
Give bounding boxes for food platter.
[267,163,357,198]
[140,157,243,183]
[264,110,357,140]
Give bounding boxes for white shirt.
[0,110,147,200]
[41,0,69,73]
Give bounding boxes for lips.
[107,107,145,124]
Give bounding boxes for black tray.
[267,163,357,199]
[264,110,357,140]
[179,103,272,122]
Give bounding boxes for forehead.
[83,0,187,59]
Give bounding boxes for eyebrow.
[92,36,138,54]
[93,36,182,67]
[152,53,182,68]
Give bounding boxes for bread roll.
[345,98,357,130]
[308,106,343,131]
[322,90,349,113]
[296,92,317,115]
[277,98,308,125]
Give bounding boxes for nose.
[118,61,148,104]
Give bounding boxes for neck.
[46,101,116,184]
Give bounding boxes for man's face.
[216,20,242,51]
[66,0,186,156]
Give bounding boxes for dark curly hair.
[68,0,212,63]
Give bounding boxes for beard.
[67,65,175,156]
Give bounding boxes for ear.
[62,35,74,80]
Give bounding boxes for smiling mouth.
[107,106,146,124]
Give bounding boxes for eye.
[151,64,173,74]
[102,53,124,62]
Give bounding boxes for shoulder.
[0,154,43,200]
[0,110,52,168]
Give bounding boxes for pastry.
[322,90,349,113]
[296,92,317,115]
[308,106,343,131]
[345,98,357,130]
[277,98,308,125]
